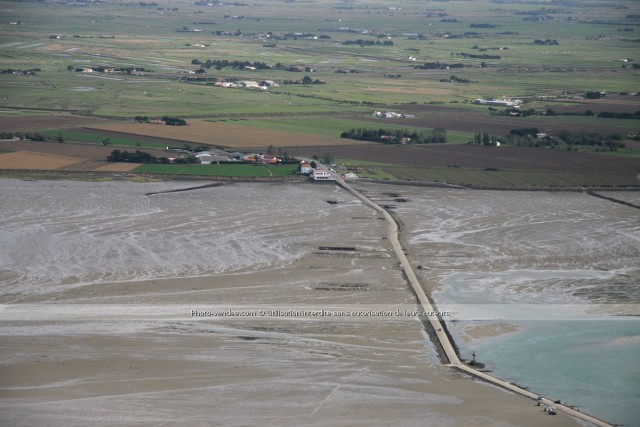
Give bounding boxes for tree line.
[342,39,394,47]
[414,62,466,70]
[192,59,271,70]
[468,129,626,151]
[191,58,318,74]
[107,150,197,164]
[134,116,187,126]
[66,65,151,74]
[341,127,447,144]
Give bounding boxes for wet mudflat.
[0,179,584,426]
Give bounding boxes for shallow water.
[468,319,640,427]
[382,185,640,427]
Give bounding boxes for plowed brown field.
[0,140,169,161]
[0,114,112,132]
[285,143,640,174]
[94,163,141,172]
[0,151,87,170]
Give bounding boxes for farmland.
[87,120,375,148]
[0,151,87,170]
[134,163,299,177]
[0,0,638,184]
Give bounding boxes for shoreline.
[2,168,639,193]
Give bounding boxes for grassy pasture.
[134,163,298,177]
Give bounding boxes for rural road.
[330,173,614,427]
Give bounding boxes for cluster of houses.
[372,111,416,119]
[185,151,359,182]
[297,160,358,181]
[214,80,279,90]
[474,98,522,108]
[194,149,281,164]
[77,67,145,76]
[297,161,334,181]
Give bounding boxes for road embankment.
[334,178,616,427]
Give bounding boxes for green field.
[1,0,639,182]
[38,129,170,149]
[134,163,298,177]
[2,0,638,117]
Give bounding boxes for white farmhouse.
[311,169,334,181]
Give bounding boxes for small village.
[192,149,355,181]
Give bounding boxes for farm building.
[474,98,522,108]
[297,161,313,175]
[239,81,260,88]
[311,169,334,181]
[373,111,402,118]
[195,150,235,164]
[372,111,413,119]
[259,80,280,88]
[259,154,280,164]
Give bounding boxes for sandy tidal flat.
[0,179,584,426]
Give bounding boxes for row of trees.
[107,150,198,164]
[533,39,559,45]
[66,65,150,74]
[191,58,319,74]
[414,62,466,70]
[283,75,325,85]
[0,132,63,142]
[134,116,187,126]
[341,127,447,144]
[440,75,474,83]
[555,130,625,149]
[597,110,640,120]
[458,52,501,60]
[469,129,626,151]
[470,132,502,146]
[192,59,271,70]
[492,105,638,120]
[342,39,394,47]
